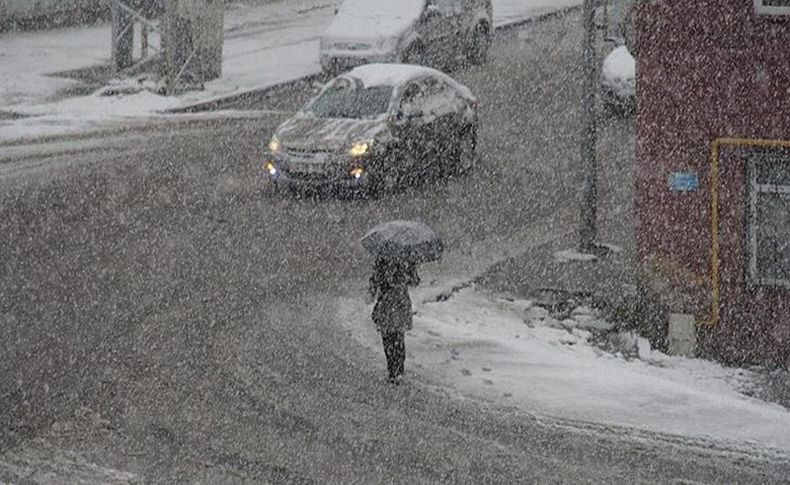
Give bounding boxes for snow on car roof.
[324,0,426,41]
[344,63,476,100]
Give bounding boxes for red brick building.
[634,0,790,366]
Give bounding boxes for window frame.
[754,0,790,16]
[747,149,790,288]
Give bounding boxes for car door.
[418,0,463,67]
[419,77,465,169]
[393,80,439,180]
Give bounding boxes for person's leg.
[394,331,405,378]
[381,331,398,379]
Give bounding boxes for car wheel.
[468,23,491,65]
[455,126,477,175]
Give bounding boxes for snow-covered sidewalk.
[0,0,581,143]
[338,284,790,458]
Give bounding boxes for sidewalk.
[0,0,582,144]
[477,217,637,318]
[338,214,790,459]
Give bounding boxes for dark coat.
[369,258,419,333]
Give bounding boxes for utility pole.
[111,0,134,70]
[579,0,599,253]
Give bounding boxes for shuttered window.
[749,149,790,287]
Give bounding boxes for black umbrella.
[361,220,443,264]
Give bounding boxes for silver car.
[264,63,478,197]
[320,0,493,74]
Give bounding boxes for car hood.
[275,116,388,152]
[323,0,423,44]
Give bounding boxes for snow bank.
[338,285,790,456]
[15,90,179,119]
[0,24,110,109]
[601,45,635,96]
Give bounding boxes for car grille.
[284,147,332,157]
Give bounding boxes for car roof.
[343,63,476,100]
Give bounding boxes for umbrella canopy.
[361,220,443,264]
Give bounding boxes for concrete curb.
[168,4,583,114]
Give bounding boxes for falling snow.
[1,0,789,483]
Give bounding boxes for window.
[305,78,393,119]
[419,77,458,116]
[755,0,790,15]
[399,82,426,115]
[748,149,790,287]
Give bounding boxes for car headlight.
[268,136,281,153]
[349,140,371,157]
[349,166,366,179]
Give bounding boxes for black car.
[264,63,478,196]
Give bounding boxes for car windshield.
[304,78,393,119]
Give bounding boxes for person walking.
[369,257,420,385]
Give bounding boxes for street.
[2,9,788,483]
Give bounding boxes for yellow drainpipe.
[703,137,790,327]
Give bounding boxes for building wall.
[635,0,790,365]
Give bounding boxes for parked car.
[601,44,636,114]
[264,63,478,196]
[319,0,493,74]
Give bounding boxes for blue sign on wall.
[669,172,700,192]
